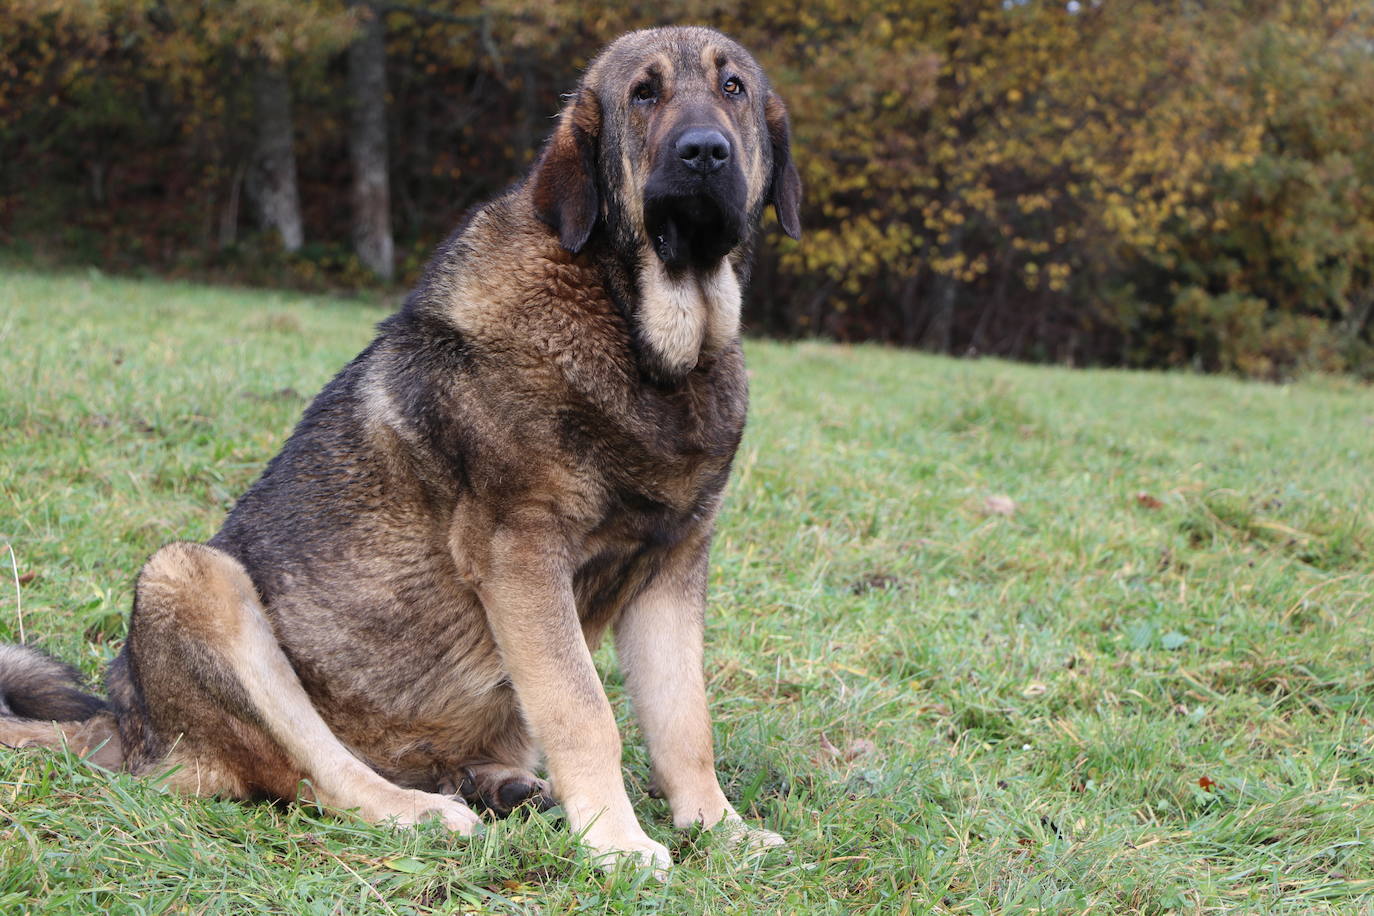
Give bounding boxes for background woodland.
[3,0,1373,378]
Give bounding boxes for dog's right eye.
[632,83,657,105]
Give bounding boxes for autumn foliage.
[2,0,1372,377]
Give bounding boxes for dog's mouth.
[644,191,743,271]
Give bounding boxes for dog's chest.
[570,495,697,633]
[595,409,736,526]
[569,353,745,501]
[567,382,742,624]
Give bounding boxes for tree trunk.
[348,3,394,281]
[217,161,246,249]
[921,222,966,353]
[923,273,956,353]
[897,272,921,346]
[248,60,304,253]
[516,57,537,163]
[970,247,1012,355]
[1346,287,1373,342]
[88,160,107,205]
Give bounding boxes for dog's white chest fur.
[637,258,741,375]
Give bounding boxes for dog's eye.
[632,83,657,104]
[722,76,744,96]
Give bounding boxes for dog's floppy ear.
[764,92,802,241]
[531,87,602,253]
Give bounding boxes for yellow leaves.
[1019,259,1071,294]
[1011,236,1052,256]
[777,1,1326,302]
[1045,262,1072,293]
[1102,200,1138,238]
[930,250,967,275]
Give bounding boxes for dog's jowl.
[0,26,800,872]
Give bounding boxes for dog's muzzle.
[644,127,746,271]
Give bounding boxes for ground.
[1,268,1372,913]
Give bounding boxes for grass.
[1,267,1372,914]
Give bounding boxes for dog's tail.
[0,644,122,768]
[0,644,105,720]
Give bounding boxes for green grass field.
[1,268,1372,914]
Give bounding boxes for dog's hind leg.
[450,702,552,815]
[127,542,480,832]
[450,762,552,816]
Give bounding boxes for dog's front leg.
[613,536,784,851]
[474,523,671,873]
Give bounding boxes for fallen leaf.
[1198,775,1219,791]
[844,739,876,761]
[817,733,877,764]
[17,572,36,585]
[1135,491,1163,509]
[1160,631,1189,650]
[983,495,1016,516]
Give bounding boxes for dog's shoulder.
[404,189,627,369]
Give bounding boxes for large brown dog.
[0,26,800,872]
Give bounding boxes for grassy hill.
[2,269,1372,913]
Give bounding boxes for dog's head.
[531,27,802,272]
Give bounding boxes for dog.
[0,25,800,873]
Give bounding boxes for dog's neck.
[631,254,741,384]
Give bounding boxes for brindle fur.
[0,26,800,871]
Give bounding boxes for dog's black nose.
[676,129,730,173]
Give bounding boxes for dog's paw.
[365,788,483,835]
[581,823,673,878]
[417,793,485,834]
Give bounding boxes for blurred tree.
[347,1,392,279]
[248,59,304,252]
[222,1,357,253]
[1136,0,1374,376]
[1,0,1370,377]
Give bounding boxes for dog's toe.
[456,763,553,816]
[496,775,553,813]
